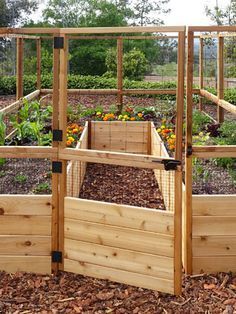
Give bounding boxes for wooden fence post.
[58,33,68,271]
[51,35,60,272]
[36,38,41,90]
[199,38,203,111]
[16,37,24,100]
[117,37,123,113]
[185,30,194,275]
[217,36,224,123]
[174,30,185,295]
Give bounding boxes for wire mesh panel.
[0,158,51,195]
[192,158,236,194]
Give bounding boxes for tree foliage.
[205,0,236,25]
[0,0,38,27]
[105,47,149,80]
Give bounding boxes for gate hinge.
[52,251,62,263]
[54,36,64,49]
[52,161,62,173]
[186,145,193,157]
[52,129,63,142]
[152,159,181,171]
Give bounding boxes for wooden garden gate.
[0,26,185,295]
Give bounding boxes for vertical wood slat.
[117,37,123,112]
[174,30,185,295]
[217,36,224,123]
[58,34,68,270]
[199,38,203,111]
[16,38,24,100]
[36,38,41,90]
[185,30,194,274]
[51,35,60,272]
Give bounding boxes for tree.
[130,0,170,26]
[205,0,236,25]
[0,0,38,27]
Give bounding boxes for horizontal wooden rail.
[41,88,200,96]
[0,90,40,115]
[59,148,181,171]
[1,26,185,35]
[192,145,236,158]
[188,26,236,32]
[0,34,40,39]
[200,89,236,115]
[0,146,57,159]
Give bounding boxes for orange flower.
[72,128,78,134]
[137,113,143,118]
[103,116,108,121]
[130,117,135,121]
[66,140,72,146]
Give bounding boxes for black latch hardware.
[162,159,181,171]
[54,37,64,49]
[53,129,63,142]
[186,145,193,157]
[52,161,62,173]
[152,159,181,171]
[52,251,62,263]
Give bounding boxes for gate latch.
[52,251,62,263]
[152,159,181,171]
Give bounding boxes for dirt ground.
[0,271,236,313]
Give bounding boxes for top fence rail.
[0,26,186,35]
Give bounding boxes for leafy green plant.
[33,182,51,194]
[192,110,212,134]
[14,174,28,183]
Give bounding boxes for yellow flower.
[118,115,123,120]
[199,132,204,137]
[96,111,102,115]
[161,125,165,129]
[124,115,129,120]
[68,136,75,142]
[138,113,143,118]
[171,134,176,139]
[157,128,161,133]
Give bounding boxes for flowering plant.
[66,123,84,147]
[157,119,176,152]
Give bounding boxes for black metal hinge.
[152,159,181,171]
[52,251,62,263]
[53,129,63,142]
[52,161,62,173]
[54,36,64,49]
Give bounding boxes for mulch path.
[0,271,236,313]
[79,163,165,210]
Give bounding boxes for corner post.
[117,37,123,113]
[217,36,224,123]
[185,29,194,275]
[16,37,24,100]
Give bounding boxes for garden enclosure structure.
[0,26,185,295]
[0,25,235,295]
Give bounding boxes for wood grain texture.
[64,258,174,293]
[65,239,173,280]
[65,219,174,257]
[193,256,236,274]
[65,197,174,235]
[0,256,51,274]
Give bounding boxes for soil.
[192,159,236,195]
[0,158,51,194]
[0,271,236,313]
[79,163,165,210]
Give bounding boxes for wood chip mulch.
[79,163,165,210]
[0,271,236,313]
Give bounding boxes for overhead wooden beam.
[0,146,57,159]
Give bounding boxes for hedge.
[0,74,235,105]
